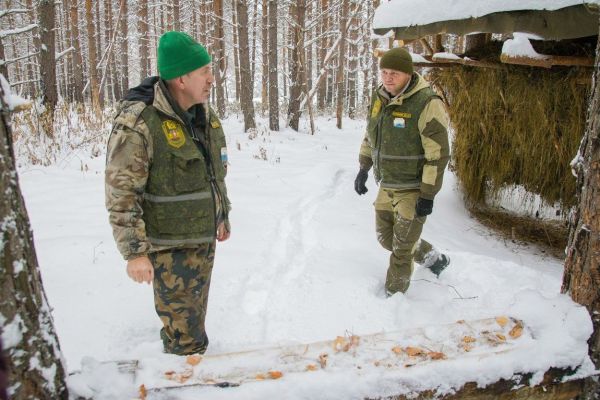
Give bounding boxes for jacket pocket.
[169,150,208,193]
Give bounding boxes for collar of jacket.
[153,80,208,128]
[377,73,430,106]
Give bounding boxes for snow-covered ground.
[18,116,594,399]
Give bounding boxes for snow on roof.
[373,0,599,30]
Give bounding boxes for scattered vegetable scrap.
[186,354,202,366]
[496,316,509,327]
[332,335,360,352]
[138,384,147,400]
[509,322,523,339]
[268,370,283,379]
[462,336,476,343]
[306,364,319,371]
[405,347,425,357]
[164,369,193,383]
[428,351,447,360]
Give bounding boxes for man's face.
[380,68,411,96]
[181,64,214,106]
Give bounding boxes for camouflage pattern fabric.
[150,243,215,355]
[375,188,433,294]
[105,101,152,260]
[106,81,231,260]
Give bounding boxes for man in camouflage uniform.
[354,47,450,296]
[105,31,231,355]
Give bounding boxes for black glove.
[354,168,369,195]
[415,197,433,217]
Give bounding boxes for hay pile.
[432,66,590,211]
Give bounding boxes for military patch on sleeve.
[392,111,412,119]
[371,98,382,119]
[162,120,186,148]
[210,119,221,129]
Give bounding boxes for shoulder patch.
[113,101,147,130]
[162,120,186,148]
[210,119,221,129]
[371,98,382,119]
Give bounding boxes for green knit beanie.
[158,31,211,80]
[380,47,414,75]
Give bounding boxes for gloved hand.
[354,168,369,195]
[415,197,433,217]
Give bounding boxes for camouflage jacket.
[359,73,450,200]
[105,78,231,260]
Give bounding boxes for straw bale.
[431,65,591,210]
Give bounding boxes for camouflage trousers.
[374,188,433,294]
[149,243,215,355]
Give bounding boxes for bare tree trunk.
[561,26,600,400]
[235,0,256,131]
[26,0,42,98]
[232,0,241,103]
[94,0,104,106]
[305,0,313,92]
[0,38,7,80]
[59,0,73,102]
[86,0,100,113]
[325,5,335,108]
[138,0,149,80]
[282,20,288,99]
[69,0,85,102]
[335,0,349,129]
[119,0,129,97]
[317,0,328,111]
[370,0,380,96]
[250,0,259,82]
[267,0,279,131]
[213,0,227,117]
[288,0,306,131]
[105,0,117,103]
[0,78,68,400]
[261,0,268,114]
[173,0,181,31]
[347,0,358,119]
[38,0,57,120]
[167,2,173,31]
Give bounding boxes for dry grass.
[469,205,568,259]
[10,101,113,166]
[431,66,591,210]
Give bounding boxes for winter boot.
[427,254,450,277]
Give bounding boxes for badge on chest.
[162,120,186,148]
[393,117,406,129]
[392,111,411,129]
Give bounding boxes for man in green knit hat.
[105,31,231,355]
[354,47,450,296]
